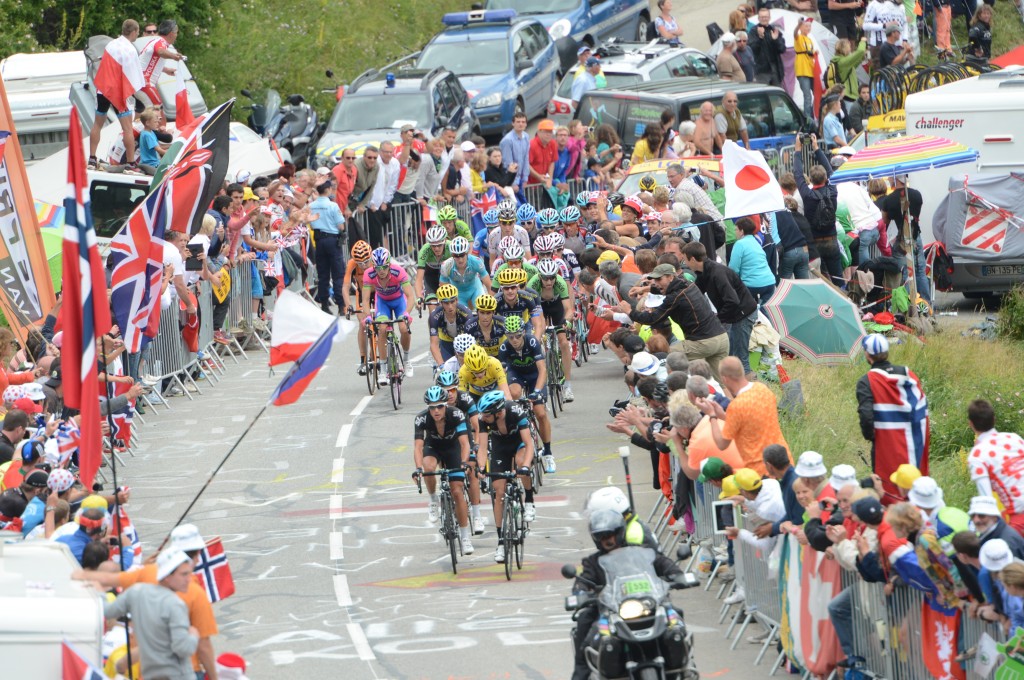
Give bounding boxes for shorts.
[507,370,541,396]
[541,301,566,328]
[424,441,465,478]
[250,264,264,298]
[423,268,441,295]
[96,93,133,119]
[456,281,484,307]
[488,438,524,474]
[377,295,408,321]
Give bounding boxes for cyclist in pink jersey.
[362,247,416,384]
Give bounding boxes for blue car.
[484,0,652,47]
[415,10,559,137]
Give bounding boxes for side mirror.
[287,94,305,106]
[675,544,693,562]
[561,564,578,580]
[516,58,535,71]
[325,69,334,79]
[240,88,252,99]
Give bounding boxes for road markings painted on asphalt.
[332,458,345,484]
[410,351,430,364]
[350,395,373,417]
[336,423,353,448]
[334,574,352,606]
[330,532,344,560]
[329,494,344,519]
[342,497,569,519]
[347,623,376,660]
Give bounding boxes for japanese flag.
[722,140,785,220]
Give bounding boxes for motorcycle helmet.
[449,236,470,256]
[589,509,626,550]
[586,486,631,516]
[516,203,537,223]
[437,205,459,222]
[435,369,458,388]
[453,333,476,354]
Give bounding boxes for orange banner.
[0,76,57,337]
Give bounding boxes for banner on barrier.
[778,535,843,676]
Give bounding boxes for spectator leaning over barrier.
[966,398,1024,537]
[757,444,803,539]
[970,495,1024,560]
[907,475,945,532]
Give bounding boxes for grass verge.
[917,1,1024,67]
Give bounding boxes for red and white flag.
[174,66,196,136]
[61,640,105,680]
[721,140,785,219]
[961,200,1009,254]
[269,289,340,366]
[195,536,236,603]
[93,36,145,112]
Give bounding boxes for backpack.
[823,59,840,92]
[811,188,837,237]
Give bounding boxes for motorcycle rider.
[585,486,659,550]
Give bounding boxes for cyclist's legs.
[397,317,411,352]
[457,281,483,308]
[558,327,572,381]
[533,399,551,445]
[376,296,407,358]
[514,446,533,493]
[489,443,516,536]
[421,450,440,495]
[508,382,524,400]
[450,478,468,528]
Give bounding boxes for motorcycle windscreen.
[596,546,668,611]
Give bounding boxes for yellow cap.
[242,187,259,201]
[596,249,621,264]
[734,468,763,492]
[80,494,109,510]
[889,463,922,490]
[719,475,740,500]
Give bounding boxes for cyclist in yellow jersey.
[459,345,511,399]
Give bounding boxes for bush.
[778,331,1024,510]
[997,285,1024,342]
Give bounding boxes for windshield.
[249,90,280,129]
[556,71,642,98]
[418,39,510,76]
[486,0,580,13]
[596,547,667,610]
[328,93,430,133]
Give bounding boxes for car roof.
[587,77,783,100]
[349,68,449,95]
[430,17,536,42]
[587,42,707,73]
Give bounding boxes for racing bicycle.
[361,317,380,396]
[515,396,545,490]
[414,467,466,574]
[544,326,565,417]
[484,469,531,581]
[372,318,406,410]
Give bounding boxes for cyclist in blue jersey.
[498,315,555,473]
[472,207,499,264]
[440,236,491,308]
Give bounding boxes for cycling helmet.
[607,191,625,207]
[517,203,537,223]
[370,247,391,267]
[424,386,447,405]
[477,389,506,415]
[496,268,521,287]
[586,486,631,516]
[533,234,553,254]
[622,195,645,217]
[453,333,476,354]
[549,232,566,250]
[575,192,591,208]
[497,200,517,222]
[537,259,560,277]
[559,205,581,223]
[426,225,447,245]
[437,205,459,222]
[436,369,458,388]
[483,208,500,227]
[464,345,490,373]
[537,208,560,227]
[436,284,459,301]
[503,242,525,261]
[638,174,657,192]
[498,235,517,253]
[475,293,498,312]
[504,315,524,334]
[589,508,626,549]
[449,236,470,255]
[511,268,529,285]
[351,240,371,261]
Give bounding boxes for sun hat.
[795,451,827,478]
[969,495,1001,517]
[169,523,207,552]
[629,351,660,376]
[829,464,858,491]
[980,538,1013,572]
[908,476,943,509]
[157,549,192,581]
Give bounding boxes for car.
[414,10,559,137]
[548,40,717,123]
[482,0,652,49]
[312,66,479,167]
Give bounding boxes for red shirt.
[528,137,558,185]
[333,163,357,211]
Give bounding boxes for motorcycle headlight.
[549,19,571,40]
[474,92,502,108]
[618,598,653,620]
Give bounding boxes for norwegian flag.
[868,367,930,498]
[960,199,1010,254]
[62,109,112,492]
[108,503,142,567]
[61,640,105,680]
[194,536,235,603]
[56,420,81,466]
[470,188,497,236]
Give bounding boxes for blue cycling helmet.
[370,247,391,267]
[424,386,447,405]
[575,192,591,208]
[537,208,560,228]
[477,390,506,415]
[516,203,537,223]
[559,205,581,223]
[435,370,458,388]
[483,208,500,227]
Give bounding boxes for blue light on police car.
[442,9,516,26]
[386,72,395,88]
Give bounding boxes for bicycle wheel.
[388,343,400,410]
[365,329,377,395]
[395,350,406,405]
[502,498,516,581]
[513,489,525,570]
[530,423,543,489]
[442,491,458,574]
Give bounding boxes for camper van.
[0,52,86,162]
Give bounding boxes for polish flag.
[93,36,146,112]
[174,66,197,136]
[269,290,340,366]
[721,140,785,220]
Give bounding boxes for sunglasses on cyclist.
[440,297,457,304]
[472,370,488,378]
[507,332,524,340]
[477,309,494,314]
[357,258,372,268]
[507,259,522,265]
[541,275,556,282]
[453,253,467,258]
[500,285,519,291]
[427,403,447,411]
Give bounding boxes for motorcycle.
[240,82,324,169]
[563,545,701,680]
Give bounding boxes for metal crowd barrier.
[144,302,202,406]
[726,531,783,666]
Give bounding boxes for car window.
[417,39,511,76]
[685,53,717,77]
[527,24,551,55]
[437,79,459,118]
[662,56,692,78]
[576,95,624,131]
[648,63,672,81]
[621,100,669,148]
[512,32,530,64]
[768,92,800,135]
[737,93,772,138]
[329,92,433,132]
[432,86,448,120]
[90,180,148,239]
[448,75,468,105]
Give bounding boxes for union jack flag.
[56,420,81,466]
[470,188,497,237]
[62,108,112,492]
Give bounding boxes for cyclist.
[463,293,506,358]
[459,345,511,400]
[490,242,538,288]
[436,369,485,534]
[414,386,473,554]
[428,284,471,369]
[437,204,472,241]
[342,240,373,375]
[527,259,574,402]
[472,208,500,263]
[532,234,575,285]
[549,231,581,277]
[362,247,415,385]
[494,268,545,339]
[536,208,560,239]
[498,315,555,473]
[476,390,536,563]
[516,202,539,247]
[415,226,450,306]
[558,205,590,260]
[486,201,531,267]
[441,333,476,377]
[440,236,491,308]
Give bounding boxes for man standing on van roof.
[89,19,146,172]
[138,20,185,107]
[715,92,750,148]
[747,9,786,87]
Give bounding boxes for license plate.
[982,265,1024,276]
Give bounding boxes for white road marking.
[334,574,352,606]
[329,495,344,519]
[336,423,353,448]
[350,395,373,417]
[410,351,429,364]
[211,427,225,434]
[332,458,345,484]
[356,487,368,499]
[342,497,569,519]
[274,461,289,470]
[347,623,376,660]
[330,532,345,560]
[231,415,246,422]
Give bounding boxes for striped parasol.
[35,199,64,229]
[828,134,979,184]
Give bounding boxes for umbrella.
[35,199,65,229]
[763,278,866,364]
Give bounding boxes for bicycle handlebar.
[482,470,531,480]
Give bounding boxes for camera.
[608,407,624,418]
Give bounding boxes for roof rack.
[348,68,379,94]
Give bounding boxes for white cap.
[629,351,659,376]
[969,495,1001,517]
[829,464,858,491]
[835,146,857,157]
[794,451,827,478]
[980,538,1014,572]
[316,166,330,176]
[908,476,943,509]
[22,382,46,401]
[157,549,191,581]
[169,523,206,552]
[721,32,737,44]
[235,170,251,184]
[460,140,477,152]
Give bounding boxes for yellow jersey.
[459,357,508,396]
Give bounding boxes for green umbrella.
[763,279,866,365]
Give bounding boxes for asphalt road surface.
[124,319,782,679]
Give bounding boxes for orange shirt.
[686,415,744,472]
[720,382,791,476]
[118,564,218,670]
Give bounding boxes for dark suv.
[312,67,481,166]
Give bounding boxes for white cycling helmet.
[449,236,470,255]
[453,333,476,354]
[537,259,560,277]
[586,486,630,516]
[503,242,525,260]
[498,235,517,252]
[426,226,447,245]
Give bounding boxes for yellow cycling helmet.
[512,268,529,285]
[496,268,520,287]
[464,345,489,372]
[475,293,498,311]
[638,174,657,192]
[436,284,459,302]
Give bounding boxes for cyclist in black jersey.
[414,387,473,552]
[464,293,506,357]
[429,284,472,367]
[497,315,555,474]
[494,268,545,338]
[436,370,484,535]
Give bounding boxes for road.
[124,321,779,679]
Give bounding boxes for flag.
[62,640,105,680]
[721,140,785,220]
[269,316,350,406]
[195,536,235,603]
[470,188,497,236]
[110,100,234,352]
[109,503,142,567]
[174,66,196,136]
[62,109,112,492]
[868,367,930,498]
[92,36,145,113]
[56,420,81,466]
[269,290,339,366]
[961,199,1010,254]
[110,379,135,445]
